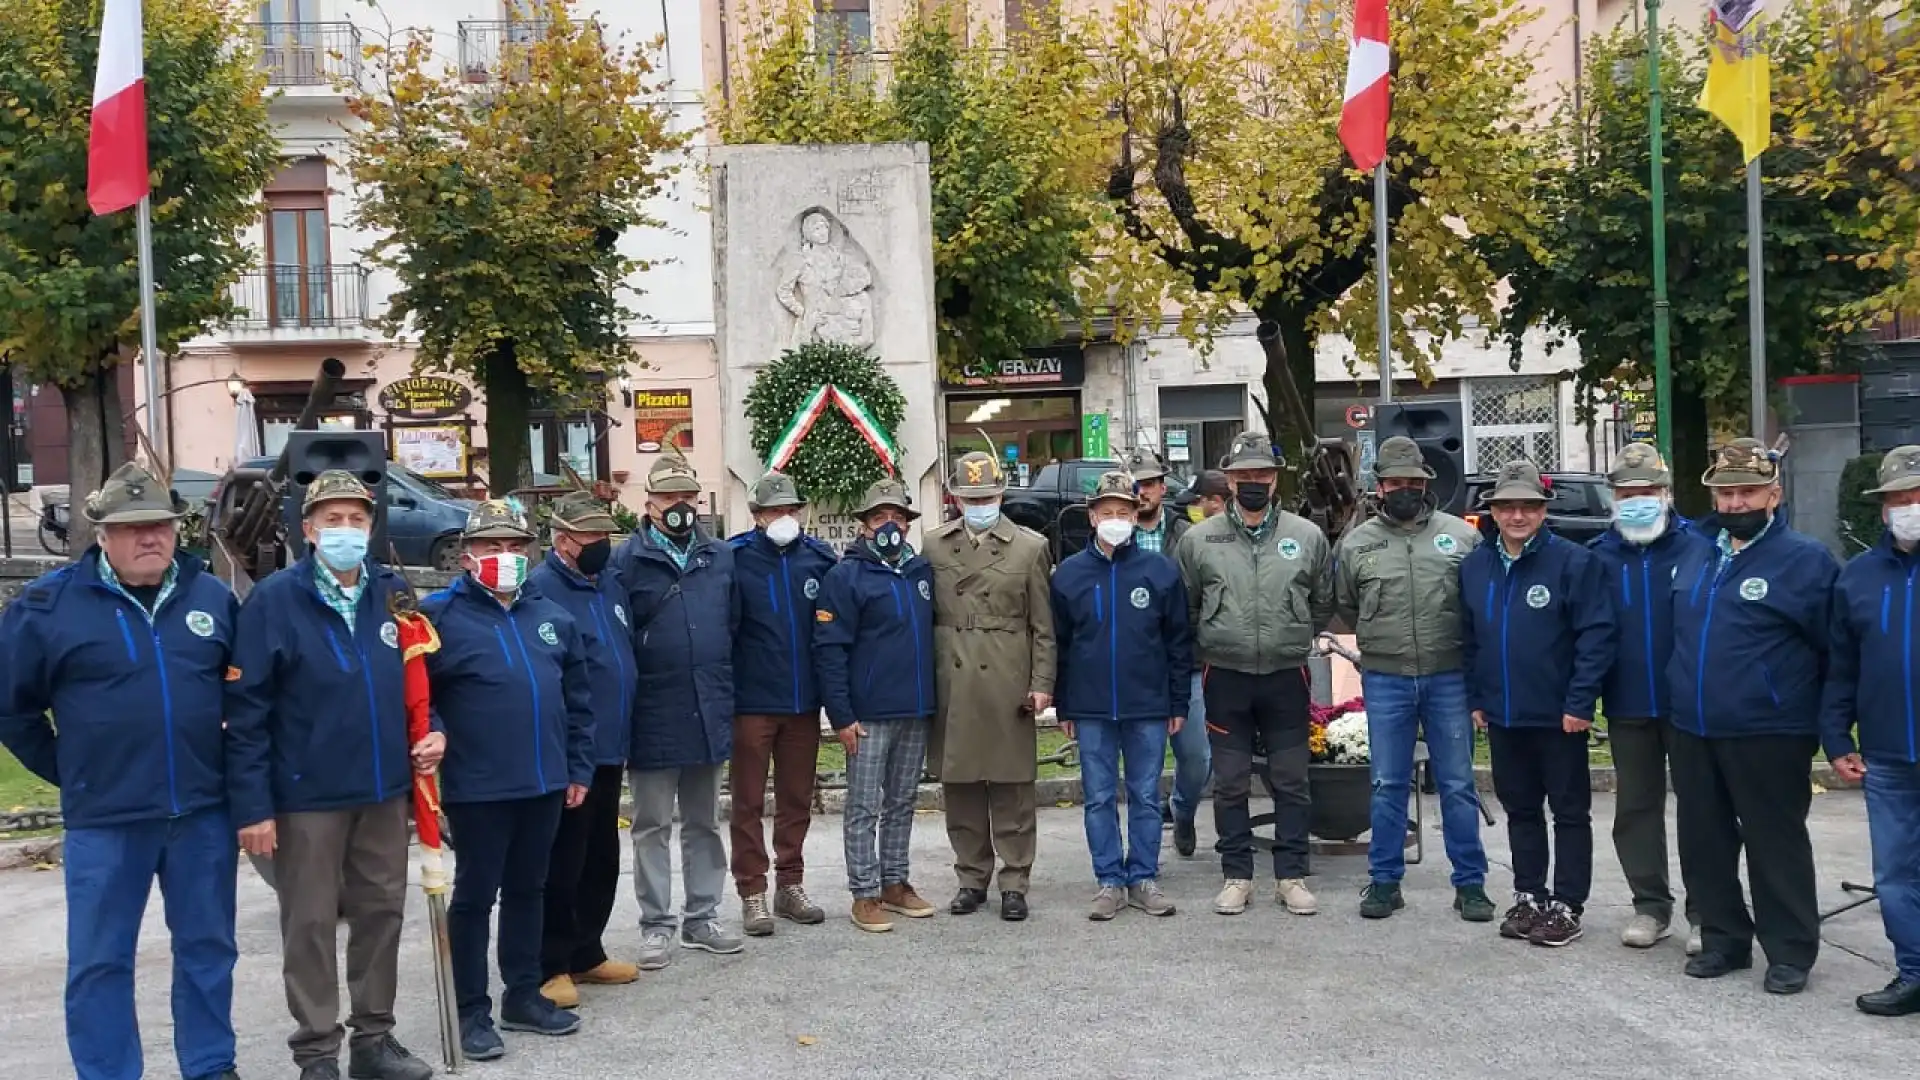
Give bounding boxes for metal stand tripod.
[1819,880,1879,923]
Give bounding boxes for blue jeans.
[1078,719,1171,886]
[1864,757,1920,982]
[1168,672,1213,822]
[1360,671,1487,888]
[64,806,238,1080]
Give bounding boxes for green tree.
[0,0,277,550]
[343,0,687,491]
[715,1,1120,375]
[1493,19,1890,511]
[1087,0,1548,451]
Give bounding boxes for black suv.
[1461,471,1613,546]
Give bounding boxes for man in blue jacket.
[814,477,940,933]
[1052,470,1192,921]
[1460,459,1615,949]
[0,462,241,1080]
[1820,445,1920,1016]
[1586,442,1709,954]
[1668,438,1838,996]
[609,451,743,968]
[728,471,836,936]
[225,470,442,1080]
[421,500,594,1061]
[526,492,638,1010]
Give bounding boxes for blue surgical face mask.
[317,526,369,572]
[1614,495,1665,530]
[962,503,1001,530]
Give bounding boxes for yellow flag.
[1699,7,1772,163]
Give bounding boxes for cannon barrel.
[223,356,346,572]
[1253,322,1363,547]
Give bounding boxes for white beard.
[1615,517,1669,546]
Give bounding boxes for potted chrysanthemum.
[1308,697,1372,841]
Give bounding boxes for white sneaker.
[1214,879,1253,915]
[1685,921,1703,956]
[1620,913,1672,949]
[636,928,674,971]
[1275,878,1318,915]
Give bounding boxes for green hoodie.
[1333,505,1480,677]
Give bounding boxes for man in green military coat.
[925,450,1057,922]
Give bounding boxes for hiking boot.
[741,893,775,938]
[459,1016,504,1062]
[1000,891,1030,921]
[347,1034,432,1080]
[1214,878,1253,915]
[1499,895,1542,940]
[1454,886,1496,923]
[1684,951,1753,979]
[1275,878,1317,915]
[1527,901,1583,947]
[1128,880,1176,916]
[1857,977,1920,1017]
[1089,886,1126,921]
[538,974,578,1009]
[1764,963,1810,995]
[1685,921,1702,956]
[1173,816,1197,858]
[950,887,988,914]
[1620,913,1671,949]
[300,1061,341,1080]
[850,897,893,933]
[775,884,826,924]
[681,919,744,954]
[500,997,580,1036]
[573,959,638,985]
[636,928,674,971]
[1359,882,1404,920]
[881,882,937,918]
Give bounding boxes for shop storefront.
[940,347,1086,484]
[1157,384,1247,487]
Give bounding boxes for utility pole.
[1646,0,1674,465]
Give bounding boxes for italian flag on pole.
[88,0,149,215]
[1339,0,1391,172]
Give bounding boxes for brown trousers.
[729,713,820,897]
[943,781,1037,893]
[275,795,410,1066]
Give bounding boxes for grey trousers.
[274,795,410,1066]
[628,765,727,931]
[844,719,930,898]
[1610,717,1697,925]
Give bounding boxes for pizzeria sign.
[378,376,473,420]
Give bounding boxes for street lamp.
[226,372,245,400]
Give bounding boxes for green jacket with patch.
[1333,507,1480,676]
[1174,509,1335,675]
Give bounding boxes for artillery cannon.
[208,356,346,600]
[1252,321,1364,549]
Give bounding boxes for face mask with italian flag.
[471,552,530,593]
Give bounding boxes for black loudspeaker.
[1372,402,1466,515]
[280,430,390,565]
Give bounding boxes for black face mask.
[1381,487,1426,523]
[1719,508,1771,542]
[1234,482,1272,513]
[574,537,612,576]
[870,522,906,562]
[658,501,696,538]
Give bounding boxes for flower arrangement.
[1309,697,1370,765]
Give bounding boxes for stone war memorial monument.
[712,143,940,544]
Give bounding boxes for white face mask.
[764,514,802,547]
[1889,505,1920,545]
[1095,518,1134,548]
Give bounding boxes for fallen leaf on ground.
[797,1035,818,1047]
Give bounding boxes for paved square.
[0,791,1908,1079]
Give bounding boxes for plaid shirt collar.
[313,558,364,626]
[1133,517,1166,553]
[648,524,692,571]
[1497,529,1548,571]
[1230,507,1277,542]
[1715,514,1776,571]
[96,551,178,616]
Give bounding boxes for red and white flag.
[1339,0,1391,172]
[88,0,149,215]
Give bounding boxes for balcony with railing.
[248,22,363,93]
[457,19,551,83]
[225,264,374,341]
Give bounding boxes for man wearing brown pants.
[727,473,837,934]
[225,472,442,1080]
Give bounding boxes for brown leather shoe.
[850,897,893,933]
[573,960,639,985]
[539,974,579,1008]
[880,883,937,918]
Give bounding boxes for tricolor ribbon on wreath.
[765,383,902,472]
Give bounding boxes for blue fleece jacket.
[1820,530,1920,764]
[420,576,595,803]
[1586,516,1711,721]
[224,557,418,826]
[812,542,935,728]
[1459,531,1616,727]
[1050,540,1193,724]
[0,549,237,828]
[526,552,634,767]
[1668,515,1838,739]
[729,529,838,716]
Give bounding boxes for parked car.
[213,456,478,570]
[169,467,220,510]
[1461,470,1613,546]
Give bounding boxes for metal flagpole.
[1645,0,1674,465]
[135,194,165,457]
[1374,161,1392,405]
[1746,157,1766,435]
